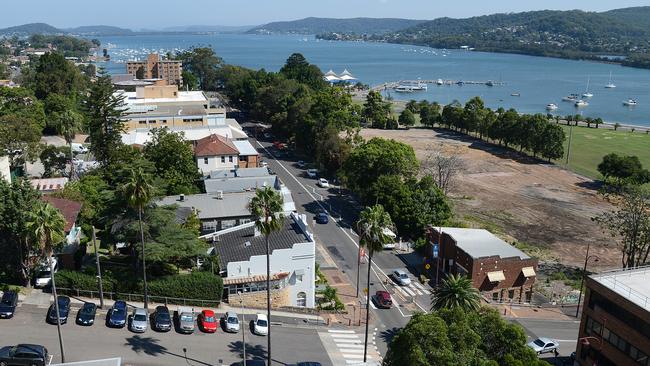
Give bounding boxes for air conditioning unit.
[217,190,224,199]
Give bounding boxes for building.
[126,53,182,86]
[30,177,69,193]
[0,155,10,183]
[575,266,650,366]
[121,122,247,146]
[117,85,226,131]
[204,168,277,193]
[194,134,259,175]
[41,196,82,269]
[214,212,315,308]
[425,227,538,302]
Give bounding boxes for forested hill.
[247,17,426,35]
[66,25,134,36]
[0,23,63,36]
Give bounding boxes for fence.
[56,287,222,308]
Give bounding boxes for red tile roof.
[41,196,82,233]
[194,134,239,157]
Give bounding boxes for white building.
[120,120,247,146]
[194,134,240,173]
[0,155,10,183]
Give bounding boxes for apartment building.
[126,53,182,86]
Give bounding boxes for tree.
[142,128,200,194]
[357,204,394,362]
[383,313,456,366]
[540,123,565,161]
[398,109,416,129]
[178,47,223,90]
[405,100,419,114]
[181,70,198,90]
[593,187,650,268]
[23,52,87,100]
[26,201,67,362]
[362,91,391,129]
[0,115,42,168]
[315,125,352,177]
[248,187,284,366]
[280,53,326,90]
[597,153,649,185]
[424,146,466,194]
[53,110,83,178]
[431,273,481,312]
[135,66,145,80]
[119,167,154,309]
[0,86,46,130]
[40,145,69,178]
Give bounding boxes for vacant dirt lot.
[359,128,617,269]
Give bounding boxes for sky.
[1,0,648,29]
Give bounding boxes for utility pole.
[356,247,361,298]
[92,227,104,308]
[576,242,599,318]
[239,292,246,366]
[565,125,573,166]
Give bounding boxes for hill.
[603,6,650,30]
[248,17,426,35]
[66,25,134,36]
[162,25,255,33]
[0,22,63,36]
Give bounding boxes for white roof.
[591,266,650,311]
[118,91,207,105]
[437,227,530,260]
[232,140,258,156]
[324,69,337,77]
[121,126,247,145]
[340,69,353,77]
[324,75,341,82]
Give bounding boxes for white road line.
[340,348,365,353]
[329,329,357,334]
[401,286,416,297]
[413,281,427,291]
[331,334,361,339]
[333,338,363,343]
[343,354,366,359]
[347,360,371,364]
[337,344,364,349]
[409,285,423,296]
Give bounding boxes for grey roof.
[157,192,256,220]
[209,167,269,179]
[215,216,311,270]
[439,227,530,260]
[232,140,258,156]
[590,266,650,311]
[205,175,279,194]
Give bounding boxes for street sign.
[364,288,368,294]
[433,243,439,258]
[425,263,431,270]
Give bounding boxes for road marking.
[330,334,362,339]
[342,354,365,359]
[329,329,357,334]
[413,281,428,292]
[337,344,364,349]
[334,339,363,344]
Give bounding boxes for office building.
[126,53,182,86]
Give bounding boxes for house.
[41,196,83,270]
[194,134,241,173]
[204,168,278,194]
[576,266,650,366]
[233,140,259,168]
[425,226,537,303]
[213,212,315,308]
[30,177,69,193]
[121,122,247,146]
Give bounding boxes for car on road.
[315,212,329,224]
[76,302,97,326]
[306,169,318,178]
[224,311,240,333]
[231,360,266,366]
[0,290,18,319]
[152,306,172,332]
[178,307,195,334]
[373,291,393,309]
[71,143,89,155]
[198,310,217,333]
[47,295,70,324]
[296,363,322,366]
[130,308,148,333]
[527,337,559,355]
[253,313,268,336]
[317,178,329,188]
[0,344,49,366]
[296,160,306,168]
[107,300,127,328]
[391,269,412,286]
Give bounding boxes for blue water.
[97,34,650,126]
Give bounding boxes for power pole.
[92,227,104,308]
[565,125,573,166]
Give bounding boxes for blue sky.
[2,0,648,29]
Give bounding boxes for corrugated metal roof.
[157,191,255,220]
[437,227,530,260]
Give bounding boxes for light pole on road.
[575,241,599,318]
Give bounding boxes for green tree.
[0,114,43,168]
[178,47,223,90]
[540,123,565,161]
[181,70,198,90]
[40,145,69,178]
[315,125,352,177]
[357,204,394,363]
[24,52,87,100]
[597,153,649,185]
[383,313,455,366]
[53,110,84,178]
[362,91,391,129]
[142,128,200,194]
[280,53,326,90]
[398,108,416,129]
[0,86,46,129]
[405,100,419,113]
[248,186,284,366]
[431,273,481,312]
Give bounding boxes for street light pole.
[238,292,246,366]
[576,242,599,318]
[91,227,104,308]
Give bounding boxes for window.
[296,274,303,283]
[492,292,499,301]
[296,292,307,307]
[221,156,226,163]
[139,120,147,124]
[203,158,208,165]
[229,156,233,163]
[508,289,515,299]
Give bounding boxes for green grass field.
[558,125,650,178]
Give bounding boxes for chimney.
[179,194,185,201]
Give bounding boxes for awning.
[487,271,505,282]
[223,272,289,286]
[522,266,536,278]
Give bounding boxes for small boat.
[436,78,444,85]
[395,80,427,92]
[623,99,638,106]
[546,103,558,111]
[511,93,520,97]
[562,94,579,102]
[456,80,464,85]
[575,100,589,107]
[486,80,495,87]
[582,77,593,98]
[605,71,616,88]
[394,85,414,93]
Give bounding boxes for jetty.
[373,79,506,91]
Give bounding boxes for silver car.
[129,308,148,333]
[392,269,412,286]
[178,307,195,334]
[527,337,559,355]
[225,311,240,333]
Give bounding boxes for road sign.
[364,288,368,295]
[425,263,431,270]
[433,243,439,258]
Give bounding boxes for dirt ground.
[358,128,618,269]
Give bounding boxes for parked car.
[178,307,195,334]
[527,337,559,355]
[0,344,48,366]
[296,160,306,168]
[373,291,393,309]
[253,313,268,336]
[317,178,329,188]
[107,300,127,328]
[391,269,412,286]
[0,290,18,319]
[71,143,88,155]
[315,213,329,224]
[231,360,266,366]
[198,310,217,333]
[34,258,58,288]
[306,169,318,178]
[130,308,148,333]
[47,296,70,324]
[224,311,240,333]
[152,306,172,332]
[296,363,322,366]
[76,302,96,326]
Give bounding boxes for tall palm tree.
[120,167,154,309]
[357,204,394,363]
[27,202,67,363]
[54,110,83,179]
[431,273,481,312]
[248,186,284,366]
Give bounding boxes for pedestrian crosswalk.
[393,280,431,298]
[327,329,377,364]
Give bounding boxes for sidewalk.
[320,267,369,328]
[490,302,577,321]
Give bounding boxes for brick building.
[126,53,182,86]
[576,266,650,366]
[425,226,537,302]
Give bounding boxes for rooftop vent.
[179,194,185,201]
[244,241,251,247]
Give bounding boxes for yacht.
[436,78,444,85]
[605,72,616,89]
[394,85,414,93]
[546,103,558,111]
[575,99,589,107]
[562,94,579,102]
[582,77,593,98]
[623,99,638,106]
[395,80,427,92]
[486,80,495,87]
[511,93,521,97]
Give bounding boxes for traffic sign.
[425,263,431,270]
[433,243,439,258]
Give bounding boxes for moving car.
[373,291,393,309]
[107,300,127,328]
[47,296,70,324]
[0,290,18,319]
[306,169,318,178]
[253,313,269,336]
[129,308,148,333]
[296,160,306,168]
[152,306,172,332]
[198,309,217,333]
[0,344,48,366]
[224,311,240,333]
[317,178,329,188]
[76,302,97,326]
[315,213,329,224]
[527,337,559,355]
[391,269,411,286]
[178,307,195,334]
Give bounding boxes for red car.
[198,310,218,333]
[374,291,393,309]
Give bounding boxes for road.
[514,317,580,363]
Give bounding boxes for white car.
[392,269,411,286]
[317,178,329,188]
[71,143,89,155]
[254,313,269,336]
[129,308,148,333]
[35,258,58,288]
[225,311,240,333]
[527,337,559,355]
[306,169,318,178]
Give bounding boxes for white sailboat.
[605,72,616,89]
[623,99,638,106]
[582,77,593,98]
[546,103,558,111]
[575,99,589,107]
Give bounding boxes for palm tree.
[120,167,154,309]
[431,273,481,312]
[248,186,284,366]
[357,204,394,363]
[54,110,83,179]
[27,202,67,363]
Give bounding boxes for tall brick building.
[126,53,182,86]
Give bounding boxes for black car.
[107,300,127,328]
[0,344,48,366]
[315,213,329,224]
[47,296,70,324]
[152,305,172,332]
[76,302,97,326]
[0,291,18,319]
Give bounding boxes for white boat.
[605,72,616,88]
[575,100,589,107]
[562,94,579,102]
[394,85,414,93]
[546,103,558,111]
[395,80,427,92]
[582,77,593,98]
[436,78,444,85]
[623,99,638,106]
